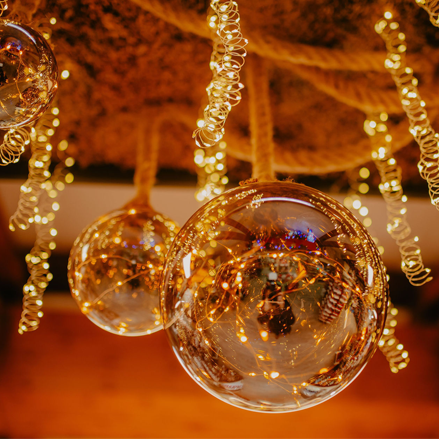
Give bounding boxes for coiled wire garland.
[193,0,247,148]
[9,111,56,231]
[376,13,439,211]
[18,190,54,333]
[364,114,432,287]
[416,0,439,26]
[0,128,31,166]
[378,304,410,373]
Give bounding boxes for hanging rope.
[132,0,409,73]
[246,53,276,181]
[132,114,160,205]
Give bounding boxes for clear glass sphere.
[0,20,58,129]
[68,202,179,336]
[161,182,388,412]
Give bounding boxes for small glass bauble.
[68,202,179,336]
[161,181,388,412]
[0,20,58,129]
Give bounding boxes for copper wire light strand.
[364,114,432,286]
[193,0,247,148]
[415,0,439,26]
[376,13,439,211]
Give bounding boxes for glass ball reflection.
[68,203,179,336]
[0,20,58,129]
[161,182,388,412]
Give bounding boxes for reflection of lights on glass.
[183,253,192,279]
[162,182,387,412]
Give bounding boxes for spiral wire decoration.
[0,127,31,166]
[0,0,7,15]
[364,114,432,286]
[18,190,55,334]
[194,139,229,202]
[193,0,247,148]
[378,303,410,373]
[9,109,57,231]
[376,13,439,210]
[415,0,439,26]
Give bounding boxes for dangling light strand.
[0,128,31,166]
[193,0,247,148]
[0,0,8,15]
[15,19,74,333]
[364,114,432,287]
[194,138,228,202]
[378,303,410,373]
[376,14,439,210]
[415,0,439,26]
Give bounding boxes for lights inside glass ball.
[0,20,58,129]
[68,202,179,336]
[161,181,388,412]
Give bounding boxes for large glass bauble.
[0,20,58,129]
[161,181,388,412]
[68,203,179,336]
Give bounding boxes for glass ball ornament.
[161,181,388,412]
[68,201,179,336]
[0,20,58,129]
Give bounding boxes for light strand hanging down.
[341,166,410,372]
[11,18,72,333]
[378,304,410,373]
[193,0,247,148]
[16,99,75,334]
[0,0,30,166]
[415,0,439,26]
[376,13,439,211]
[0,128,31,166]
[364,113,432,287]
[194,138,228,202]
[9,110,57,232]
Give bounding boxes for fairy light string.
[376,12,439,210]
[194,139,228,202]
[415,0,439,26]
[13,19,73,333]
[364,113,432,287]
[193,0,247,149]
[378,303,410,373]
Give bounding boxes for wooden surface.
[0,301,438,438]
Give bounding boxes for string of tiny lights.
[376,12,439,210]
[7,14,74,333]
[378,303,409,373]
[9,110,57,231]
[16,108,74,333]
[193,0,247,148]
[0,128,31,166]
[0,0,30,166]
[364,113,432,286]
[194,139,228,202]
[0,0,7,14]
[415,0,439,26]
